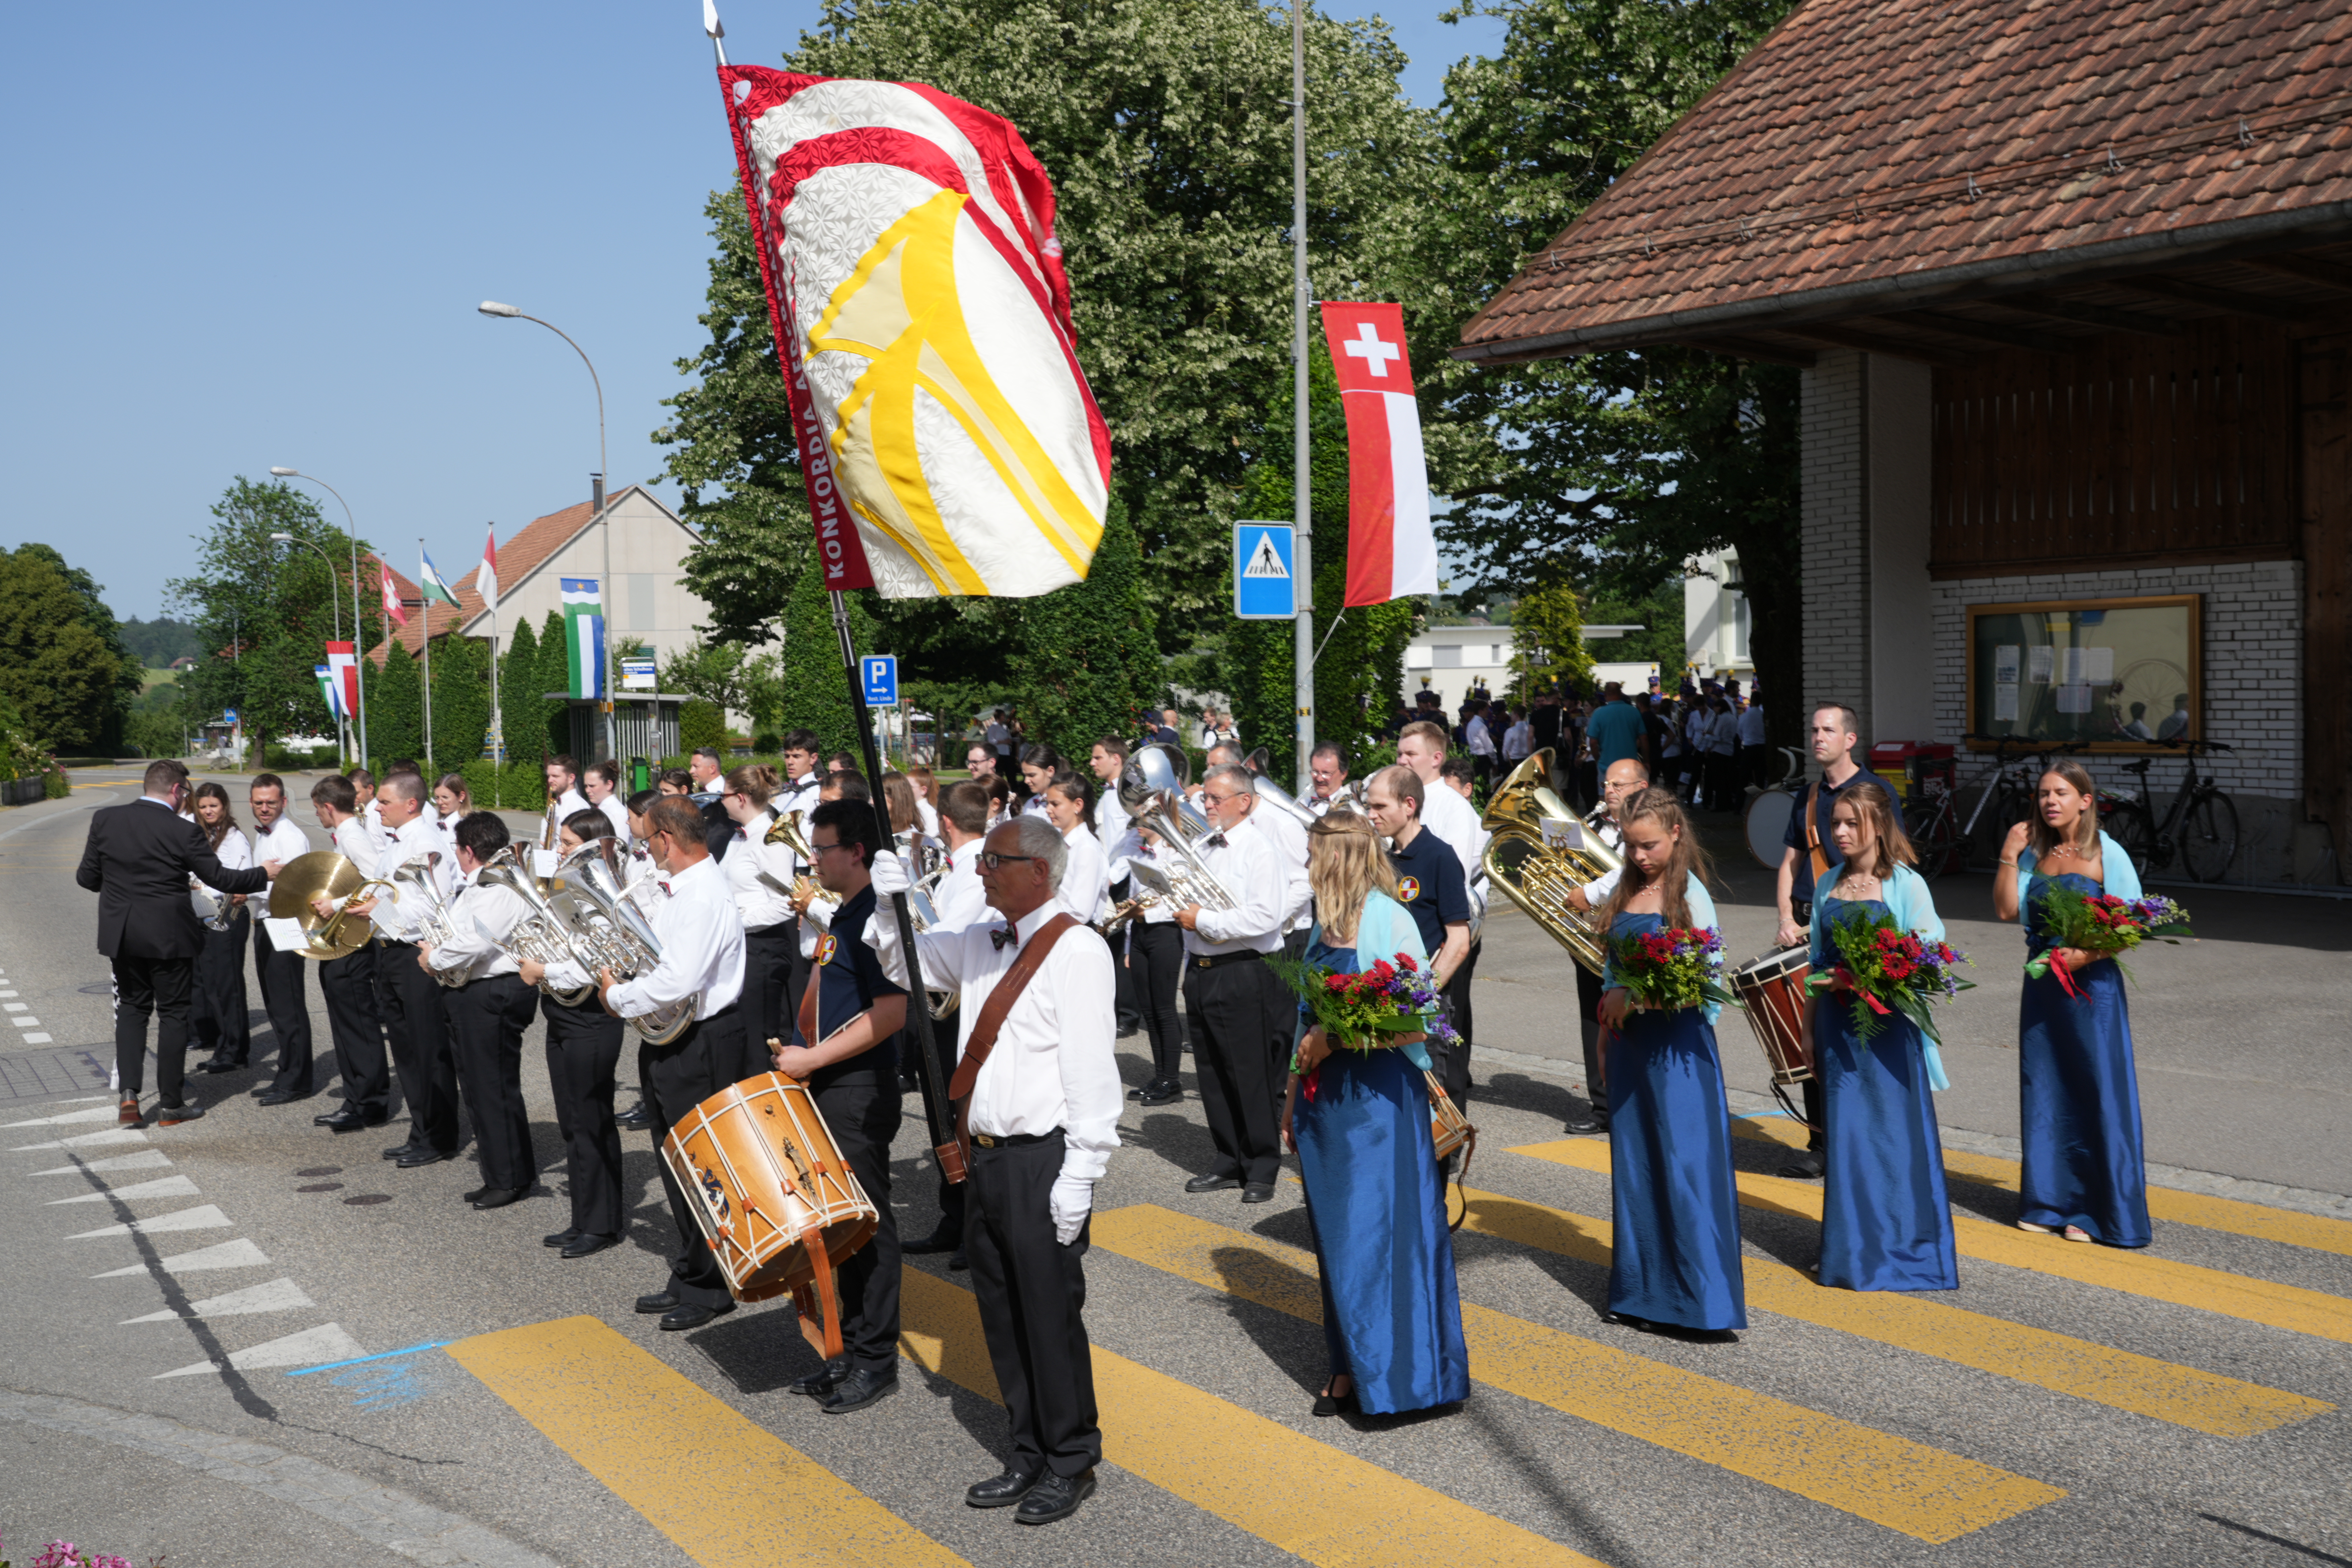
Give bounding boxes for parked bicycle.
[1902,735,2082,879]
[2102,739,2238,883]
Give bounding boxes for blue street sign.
[223,709,238,723]
[1234,523,1296,620]
[861,654,899,707]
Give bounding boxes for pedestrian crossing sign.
[1234,523,1295,620]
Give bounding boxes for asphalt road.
[0,766,2346,1568]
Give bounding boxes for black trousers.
[745,925,794,1051]
[1181,953,1289,1186]
[967,1132,1100,1479]
[252,918,315,1095]
[544,995,626,1239]
[318,943,387,1118]
[1109,889,1139,1026]
[783,919,814,1049]
[1575,959,1609,1125]
[814,1075,903,1373]
[192,911,252,1065]
[112,953,193,1105]
[1128,922,1184,1083]
[376,939,461,1154]
[445,972,540,1192]
[1433,939,1482,1110]
[641,1003,748,1309]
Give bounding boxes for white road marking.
[94,1238,270,1277]
[22,1033,51,1042]
[0,990,20,997]
[10,1016,44,1028]
[5,1105,123,1128]
[12,1128,148,1151]
[48,1175,200,1205]
[124,1277,313,1324]
[32,1149,170,1176]
[67,1204,230,1239]
[4,1002,26,1012]
[155,1323,365,1379]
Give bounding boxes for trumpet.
[1479,748,1623,977]
[1116,744,1239,914]
[764,807,840,921]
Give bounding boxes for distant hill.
[120,616,201,666]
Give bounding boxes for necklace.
[2045,841,2087,862]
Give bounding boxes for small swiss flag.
[1319,302,1438,607]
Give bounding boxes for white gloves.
[869,849,912,898]
[1050,1174,1094,1245]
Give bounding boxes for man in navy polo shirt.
[1772,701,1865,1179]
[772,798,909,1415]
[1361,765,1471,1056]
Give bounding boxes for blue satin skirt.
[1815,1001,1958,1290]
[1296,1045,1470,1414]
[1606,1008,1748,1330]
[2018,959,2151,1246]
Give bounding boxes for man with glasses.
[1171,764,1292,1204]
[239,774,318,1106]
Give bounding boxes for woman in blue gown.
[1806,780,1958,1291]
[1995,762,2151,1247]
[1564,789,1746,1337]
[1280,811,1469,1417]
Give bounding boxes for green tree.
[776,567,875,765]
[428,635,492,771]
[537,610,576,759]
[1005,497,1160,756]
[0,545,133,752]
[367,638,424,767]
[1506,580,1598,702]
[660,636,783,730]
[497,617,544,767]
[678,700,728,755]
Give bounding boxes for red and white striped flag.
[1320,301,1438,607]
[377,557,408,627]
[478,524,499,614]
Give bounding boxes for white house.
[1402,622,1655,709]
[1684,548,1754,683]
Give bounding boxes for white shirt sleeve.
[1188,822,1288,950]
[1051,939,1122,1182]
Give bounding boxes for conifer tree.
[429,635,492,771]
[497,618,543,767]
[776,567,872,765]
[1008,496,1158,755]
[538,610,575,758]
[368,638,424,768]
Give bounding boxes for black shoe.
[659,1301,732,1332]
[966,1468,1041,1508]
[1138,1080,1182,1106]
[1778,1154,1825,1179]
[194,1059,245,1075]
[473,1187,526,1211]
[255,1089,309,1107]
[897,1073,919,1094]
[1014,1469,1096,1525]
[156,1102,205,1126]
[318,1111,365,1132]
[1127,1084,1145,1100]
[947,1248,968,1272]
[1241,1183,1275,1204]
[396,1148,449,1169]
[902,1230,961,1256]
[820,1368,898,1414]
[635,1290,681,1315]
[382,1140,423,1161]
[1311,1387,1357,1418]
[1563,1113,1601,1134]
[560,1233,618,1259]
[788,1358,850,1399]
[616,1102,650,1131]
[544,1228,581,1249]
[463,1185,493,1204]
[1185,1173,1240,1194]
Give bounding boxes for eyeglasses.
[979,852,1038,871]
[809,840,854,857]
[1202,791,1244,806]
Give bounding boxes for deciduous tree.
[0,545,132,753]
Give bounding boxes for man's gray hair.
[1002,812,1066,890]
[1203,763,1255,797]
[1205,743,1241,767]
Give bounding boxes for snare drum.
[1728,944,1813,1084]
[660,1072,879,1356]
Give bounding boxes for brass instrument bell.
[1479,749,1622,977]
[266,851,395,962]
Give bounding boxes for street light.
[270,468,370,766]
[271,531,349,766]
[478,300,616,765]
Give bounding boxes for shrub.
[678,700,727,754]
[458,759,548,813]
[43,766,68,799]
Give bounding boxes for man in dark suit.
[78,761,273,1127]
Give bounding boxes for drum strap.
[947,913,1078,1166]
[1804,782,1833,886]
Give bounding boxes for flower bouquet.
[1269,950,1458,1053]
[2023,887,2193,996]
[1605,925,1736,1013]
[1808,909,1973,1044]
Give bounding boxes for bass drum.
[1744,788,1796,871]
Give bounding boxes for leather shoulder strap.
[949,913,1078,1100]
[1804,781,1833,882]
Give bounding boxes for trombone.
[1479,748,1622,977]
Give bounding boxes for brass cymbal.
[268,851,364,924]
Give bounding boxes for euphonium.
[477,844,597,1005]
[1116,745,1238,914]
[548,840,695,1044]
[388,851,468,986]
[1479,748,1622,977]
[1247,771,1318,826]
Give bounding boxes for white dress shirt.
[1248,800,1312,933]
[1738,704,1769,747]
[929,839,989,928]
[251,815,312,872]
[1183,815,1289,956]
[427,865,527,984]
[1416,778,1489,920]
[1709,710,1739,757]
[193,827,254,902]
[372,815,455,942]
[1504,720,1535,761]
[916,798,940,843]
[724,806,797,930]
[1060,825,1110,925]
[596,794,632,840]
[1466,715,1496,758]
[608,854,746,1022]
[867,901,1121,1180]
[1092,789,1132,881]
[1109,830,1176,925]
[331,816,381,879]
[550,787,590,822]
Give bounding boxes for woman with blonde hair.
[432,774,474,825]
[1993,761,2150,1246]
[1279,810,1468,1417]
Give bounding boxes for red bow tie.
[992,925,1018,951]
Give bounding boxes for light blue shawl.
[2015,831,2142,917]
[1294,890,1434,1071]
[1597,872,1725,1025]
[1808,861,1953,1089]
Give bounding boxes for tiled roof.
[373,493,614,662]
[1458,0,2352,358]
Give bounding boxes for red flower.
[1395,952,1418,972]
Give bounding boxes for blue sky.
[0,1,1505,628]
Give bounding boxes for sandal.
[2016,1220,2058,1234]
[2063,1226,2091,1243]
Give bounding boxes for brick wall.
[1801,350,1870,727]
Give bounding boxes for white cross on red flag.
[1319,302,1438,607]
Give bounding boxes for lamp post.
[271,531,348,765]
[270,468,370,766]
[478,301,616,766]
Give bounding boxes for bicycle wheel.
[2180,791,2239,883]
[2103,803,2155,881]
[1904,799,1957,883]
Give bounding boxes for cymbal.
[268,851,364,924]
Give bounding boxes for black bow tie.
[992,925,1019,951]
[1203,833,1228,849]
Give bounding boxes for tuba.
[388,851,468,985]
[477,844,598,1005]
[548,839,696,1044]
[1116,745,1238,915]
[1480,748,1622,977]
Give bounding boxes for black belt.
[1190,948,1266,971]
[970,1127,1064,1149]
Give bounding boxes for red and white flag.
[1319,302,1438,607]
[325,642,358,718]
[377,557,408,628]
[478,524,499,614]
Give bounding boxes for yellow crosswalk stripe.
[898,1267,1610,1568]
[446,1315,965,1568]
[1727,1114,2352,1259]
[1518,1138,2352,1345]
[1091,1204,2062,1544]
[1451,1184,2329,1437]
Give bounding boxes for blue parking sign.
[861,655,899,707]
[1234,523,1295,620]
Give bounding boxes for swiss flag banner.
[1320,302,1438,607]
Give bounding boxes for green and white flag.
[561,578,605,698]
[419,550,463,608]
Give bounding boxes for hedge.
[457,759,550,813]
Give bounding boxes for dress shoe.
[1311,1387,1358,1418]
[658,1301,732,1332]
[116,1098,141,1128]
[195,1058,245,1075]
[463,1185,493,1204]
[560,1233,619,1259]
[395,1148,450,1169]
[313,1108,345,1127]
[1184,1173,1241,1194]
[948,1248,969,1272]
[544,1228,581,1249]
[1014,1468,1096,1525]
[1240,1183,1275,1204]
[1777,1153,1825,1179]
[819,1368,897,1414]
[635,1290,681,1315]
[1138,1080,1182,1106]
[789,1358,850,1398]
[902,1230,961,1256]
[323,1111,382,1134]
[382,1141,424,1161]
[255,1089,308,1107]
[616,1102,650,1131]
[472,1187,526,1211]
[1562,1113,1601,1135]
[157,1102,204,1126]
[965,1468,1041,1508]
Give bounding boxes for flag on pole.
[1319,302,1439,608]
[561,579,605,698]
[325,643,358,718]
[376,557,409,627]
[716,68,1111,600]
[315,663,343,720]
[477,525,500,613]
[419,551,463,609]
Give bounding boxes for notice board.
[1964,594,2201,752]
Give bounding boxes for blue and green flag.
[561,578,605,698]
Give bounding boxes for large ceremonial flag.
[477,525,500,613]
[1319,302,1439,607]
[324,642,359,718]
[419,551,463,610]
[315,663,344,720]
[376,557,409,627]
[561,579,605,698]
[716,67,1111,599]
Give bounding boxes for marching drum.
[660,1072,879,1356]
[1743,788,1797,871]
[1728,944,1813,1085]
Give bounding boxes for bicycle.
[2101,739,2238,883]
[1923,735,2084,876]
